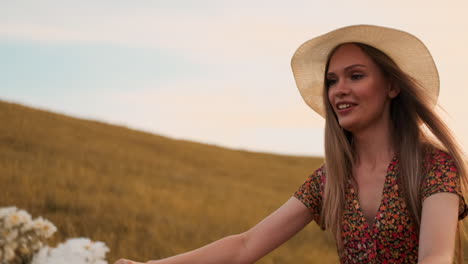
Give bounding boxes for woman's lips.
[335,102,357,114]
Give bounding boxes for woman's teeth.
[338,103,352,110]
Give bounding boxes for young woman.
[115,25,467,264]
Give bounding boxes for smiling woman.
[292,25,468,264]
[115,25,468,264]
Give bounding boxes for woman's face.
[326,43,398,133]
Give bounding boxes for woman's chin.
[338,120,355,131]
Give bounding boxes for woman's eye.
[326,79,337,87]
[351,73,364,80]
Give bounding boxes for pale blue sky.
[2,1,468,156]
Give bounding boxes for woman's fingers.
[114,259,140,264]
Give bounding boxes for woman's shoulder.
[420,144,467,219]
[313,163,326,175]
[421,144,460,193]
[311,163,327,183]
[423,145,456,170]
[298,163,326,190]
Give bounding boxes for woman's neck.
[352,122,395,169]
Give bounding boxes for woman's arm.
[114,196,313,264]
[418,192,459,264]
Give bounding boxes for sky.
[1,0,468,156]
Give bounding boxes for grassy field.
[0,100,338,263]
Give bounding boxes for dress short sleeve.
[293,165,325,226]
[421,149,468,220]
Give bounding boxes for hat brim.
[291,25,439,117]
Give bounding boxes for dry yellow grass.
[0,100,338,263]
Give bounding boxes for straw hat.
[291,24,439,117]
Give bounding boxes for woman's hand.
[113,259,146,264]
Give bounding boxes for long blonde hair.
[320,42,467,262]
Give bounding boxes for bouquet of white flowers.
[0,207,56,264]
[0,207,109,264]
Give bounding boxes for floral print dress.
[294,148,467,263]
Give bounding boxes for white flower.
[31,246,51,264]
[3,228,18,242]
[31,238,109,264]
[0,207,17,219]
[89,241,110,261]
[18,245,31,255]
[3,244,16,261]
[31,240,44,251]
[30,217,57,238]
[4,209,32,229]
[21,220,34,232]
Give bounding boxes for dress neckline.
[348,155,399,230]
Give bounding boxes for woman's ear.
[388,82,400,99]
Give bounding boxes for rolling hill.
[0,100,337,263]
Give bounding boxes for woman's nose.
[333,80,350,97]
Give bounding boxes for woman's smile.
[335,101,358,113]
